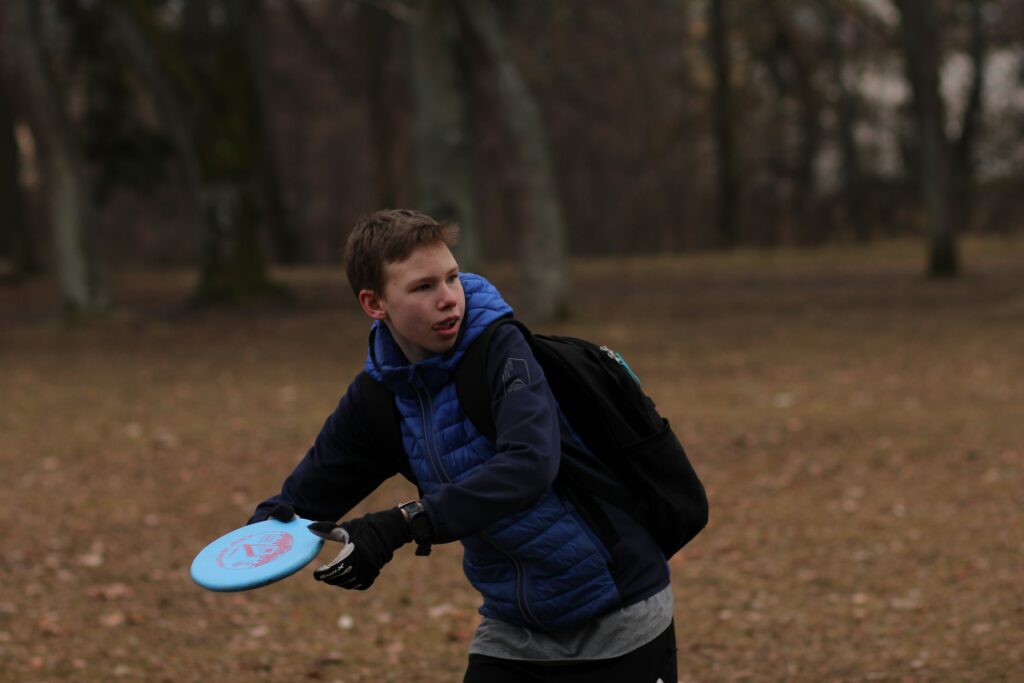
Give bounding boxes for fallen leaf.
[100,611,126,627]
[428,603,455,619]
[89,583,134,600]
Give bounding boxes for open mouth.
[434,317,460,333]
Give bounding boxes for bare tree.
[412,0,480,272]
[102,1,207,248]
[184,0,284,304]
[0,72,39,281]
[896,0,958,276]
[356,3,411,209]
[761,1,824,244]
[823,0,866,241]
[950,0,986,236]
[9,0,107,312]
[454,0,568,323]
[245,0,300,264]
[708,0,740,248]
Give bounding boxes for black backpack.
[357,317,708,558]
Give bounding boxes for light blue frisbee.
[190,517,325,592]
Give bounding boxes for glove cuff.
[369,507,412,551]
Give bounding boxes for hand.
[308,508,410,590]
[267,503,296,522]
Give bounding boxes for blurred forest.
[1,0,1023,319]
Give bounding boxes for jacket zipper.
[413,380,545,631]
[413,382,447,486]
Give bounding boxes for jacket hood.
[364,272,513,395]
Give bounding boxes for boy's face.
[359,242,465,364]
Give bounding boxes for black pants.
[463,620,678,683]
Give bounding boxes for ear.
[358,289,388,321]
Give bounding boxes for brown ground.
[2,237,1022,682]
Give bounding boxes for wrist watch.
[398,500,433,556]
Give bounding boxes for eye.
[447,273,460,284]
[412,283,430,292]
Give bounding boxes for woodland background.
[1,1,1023,682]
[1,0,1023,319]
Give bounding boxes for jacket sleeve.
[249,375,407,524]
[420,324,561,543]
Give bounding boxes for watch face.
[403,504,431,541]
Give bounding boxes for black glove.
[267,503,296,522]
[308,508,411,590]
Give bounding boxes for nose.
[437,281,457,309]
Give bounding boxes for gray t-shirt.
[469,585,674,662]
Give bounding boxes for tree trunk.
[243,0,300,264]
[782,19,822,244]
[823,0,866,241]
[186,0,283,305]
[454,0,568,323]
[708,0,739,248]
[897,0,958,277]
[759,1,823,244]
[358,4,410,209]
[0,79,39,281]
[412,0,480,273]
[103,2,207,243]
[12,0,106,312]
[950,0,985,236]
[195,182,283,305]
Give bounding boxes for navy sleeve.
[420,324,561,543]
[249,376,407,524]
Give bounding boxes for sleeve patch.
[502,357,530,395]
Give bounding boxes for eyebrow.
[410,266,457,284]
[407,273,440,289]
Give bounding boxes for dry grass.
[1,236,1022,682]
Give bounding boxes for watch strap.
[399,500,433,556]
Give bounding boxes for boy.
[250,209,677,682]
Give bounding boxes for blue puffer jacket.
[252,273,669,632]
[364,274,621,631]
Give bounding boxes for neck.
[383,321,430,365]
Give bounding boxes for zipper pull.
[600,345,642,385]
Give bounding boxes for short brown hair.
[344,209,459,297]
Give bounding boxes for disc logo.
[216,531,294,570]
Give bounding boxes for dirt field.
[2,237,1022,682]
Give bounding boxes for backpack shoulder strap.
[354,371,397,431]
[454,316,522,440]
[353,372,410,479]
